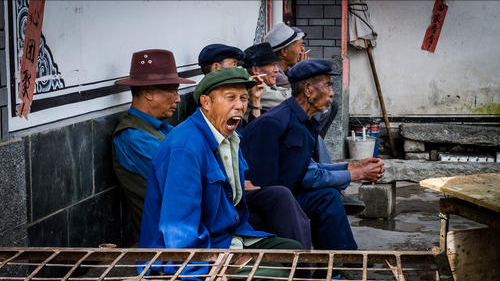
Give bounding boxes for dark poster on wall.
[421,0,448,53]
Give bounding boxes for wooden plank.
[420,173,500,212]
[447,228,500,281]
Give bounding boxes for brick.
[359,183,396,219]
[404,139,426,152]
[0,1,4,29]
[296,0,309,4]
[335,19,343,26]
[295,19,309,26]
[296,5,323,19]
[0,87,6,107]
[310,0,335,4]
[296,25,322,39]
[308,39,335,47]
[0,106,6,142]
[324,26,341,39]
[324,46,341,58]
[308,46,323,59]
[336,39,342,47]
[324,5,342,18]
[309,19,336,26]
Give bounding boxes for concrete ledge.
[400,123,500,146]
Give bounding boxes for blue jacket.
[139,108,271,277]
[241,97,319,192]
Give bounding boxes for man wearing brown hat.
[139,67,302,278]
[112,49,195,232]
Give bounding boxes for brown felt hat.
[115,49,195,86]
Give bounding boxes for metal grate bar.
[136,251,162,280]
[25,250,60,281]
[245,252,263,281]
[0,250,24,269]
[61,251,92,281]
[287,253,300,281]
[96,251,126,281]
[171,251,196,281]
[326,253,334,280]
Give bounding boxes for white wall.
[348,1,500,117]
[8,0,264,131]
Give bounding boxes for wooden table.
[420,173,500,281]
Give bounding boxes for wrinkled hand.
[244,180,261,191]
[348,158,385,183]
[249,75,265,101]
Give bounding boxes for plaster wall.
[348,1,500,117]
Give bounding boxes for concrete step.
[400,123,500,146]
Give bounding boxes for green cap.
[193,67,257,105]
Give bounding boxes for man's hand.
[248,75,265,117]
[244,180,261,191]
[348,158,385,183]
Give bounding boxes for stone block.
[359,183,396,219]
[324,46,341,58]
[380,159,500,183]
[430,150,438,161]
[400,123,500,146]
[0,50,6,86]
[0,139,27,239]
[0,87,6,106]
[30,121,93,221]
[308,39,335,47]
[403,139,425,152]
[336,39,342,47]
[28,210,68,247]
[307,46,323,59]
[0,1,4,29]
[1,106,7,142]
[309,19,336,26]
[93,111,125,193]
[68,188,121,247]
[405,152,430,160]
[296,25,323,39]
[335,19,343,26]
[310,0,336,4]
[295,19,309,26]
[324,5,342,18]
[0,30,4,49]
[297,5,323,19]
[324,26,341,39]
[296,0,309,4]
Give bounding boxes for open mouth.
[226,116,241,131]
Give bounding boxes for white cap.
[264,23,305,52]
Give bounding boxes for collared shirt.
[261,84,292,112]
[275,63,291,89]
[200,111,263,249]
[113,107,173,179]
[201,111,242,205]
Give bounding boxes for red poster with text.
[421,0,448,53]
[17,0,45,119]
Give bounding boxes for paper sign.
[421,0,448,53]
[17,0,46,119]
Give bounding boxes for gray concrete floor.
[345,181,485,251]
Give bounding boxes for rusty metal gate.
[0,247,444,281]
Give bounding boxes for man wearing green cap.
[139,67,302,278]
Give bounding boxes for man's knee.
[263,185,295,203]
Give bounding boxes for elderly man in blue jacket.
[241,60,385,253]
[139,67,302,278]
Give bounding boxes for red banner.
[421,0,448,53]
[17,0,45,119]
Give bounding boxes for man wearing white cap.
[265,22,305,89]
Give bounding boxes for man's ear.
[303,81,312,98]
[143,86,154,101]
[210,62,222,72]
[199,94,211,111]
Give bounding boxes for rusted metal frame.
[286,253,300,281]
[213,252,234,281]
[170,251,197,281]
[205,252,229,281]
[245,252,263,281]
[97,251,126,281]
[134,251,162,280]
[61,251,93,281]
[24,250,60,281]
[362,253,368,281]
[325,253,334,280]
[0,250,24,269]
[440,197,500,229]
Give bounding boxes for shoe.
[341,191,366,216]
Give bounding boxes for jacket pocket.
[282,130,304,148]
[206,168,226,184]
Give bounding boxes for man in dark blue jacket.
[241,60,385,251]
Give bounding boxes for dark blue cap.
[198,44,245,67]
[287,59,340,83]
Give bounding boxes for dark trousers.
[295,188,357,250]
[246,186,312,249]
